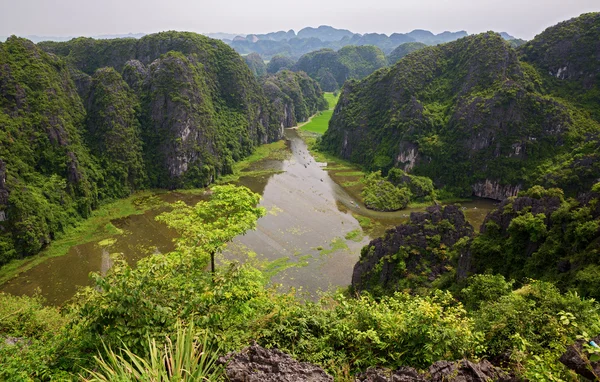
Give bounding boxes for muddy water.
[1,129,497,305]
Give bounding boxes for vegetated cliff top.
[261,69,327,128]
[387,42,428,65]
[38,31,271,128]
[293,45,387,91]
[519,12,600,85]
[320,20,600,199]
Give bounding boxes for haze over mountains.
[1,25,521,59]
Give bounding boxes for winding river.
[0,129,497,304]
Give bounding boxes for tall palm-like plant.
[82,323,224,381]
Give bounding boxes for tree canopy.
[155,185,266,271]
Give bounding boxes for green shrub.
[460,274,514,311]
[361,171,411,211]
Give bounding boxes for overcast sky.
[1,0,598,40]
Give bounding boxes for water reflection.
[0,128,497,305]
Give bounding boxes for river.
[0,129,497,304]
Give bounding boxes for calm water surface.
[1,129,497,304]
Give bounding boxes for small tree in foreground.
[156,185,266,273]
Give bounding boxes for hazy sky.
[1,0,598,40]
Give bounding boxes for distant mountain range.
[1,26,521,60]
[210,25,520,59]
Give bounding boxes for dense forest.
[2,12,600,382]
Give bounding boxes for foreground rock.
[355,367,426,381]
[219,343,333,382]
[220,345,514,382]
[356,360,513,381]
[559,335,600,380]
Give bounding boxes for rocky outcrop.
[68,68,92,98]
[470,185,600,297]
[472,180,520,201]
[121,59,147,91]
[143,52,220,188]
[218,345,512,382]
[356,360,513,382]
[479,192,563,235]
[352,205,474,294]
[356,367,426,381]
[559,335,600,380]
[39,31,285,182]
[428,360,513,382]
[218,343,333,382]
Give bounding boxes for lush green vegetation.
[321,25,600,199]
[293,45,387,91]
[0,37,101,265]
[361,171,411,211]
[324,92,339,109]
[299,110,333,134]
[1,31,288,264]
[297,91,338,134]
[84,324,224,381]
[261,70,328,127]
[266,55,295,74]
[156,185,266,273]
[243,52,267,77]
[3,13,600,382]
[360,169,435,211]
[387,42,427,65]
[354,182,600,302]
[2,185,600,381]
[85,67,147,198]
[471,185,600,297]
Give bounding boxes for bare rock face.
[472,179,521,201]
[68,68,92,98]
[559,335,600,380]
[219,344,333,382]
[144,52,219,188]
[352,205,474,294]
